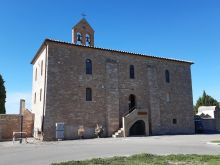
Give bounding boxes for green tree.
[194,91,219,114]
[0,74,6,114]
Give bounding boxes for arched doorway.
[129,94,136,112]
[129,120,146,136]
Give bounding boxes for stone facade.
[31,19,195,141]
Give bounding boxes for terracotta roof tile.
[31,38,194,65]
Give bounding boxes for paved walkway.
[0,134,220,165]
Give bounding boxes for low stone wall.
[0,114,21,140]
[215,109,220,131]
[22,109,35,137]
[0,109,34,141]
[201,118,216,132]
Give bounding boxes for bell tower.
[72,18,94,47]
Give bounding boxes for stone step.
[112,128,124,138]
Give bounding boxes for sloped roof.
[31,38,194,65]
[72,18,94,32]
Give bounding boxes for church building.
[31,19,195,140]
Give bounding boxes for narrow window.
[165,70,170,83]
[130,65,135,79]
[173,119,177,124]
[35,68,37,81]
[86,88,92,101]
[86,59,92,74]
[41,60,43,76]
[129,94,136,112]
[34,92,36,104]
[166,93,170,102]
[40,89,42,101]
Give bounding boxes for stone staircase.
[112,128,124,138]
[112,107,149,138]
[112,108,137,138]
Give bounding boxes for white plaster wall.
[32,46,47,135]
[197,106,216,118]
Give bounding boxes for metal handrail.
[123,106,136,117]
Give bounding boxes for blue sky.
[0,0,219,114]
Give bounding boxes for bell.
[77,34,81,41]
[86,36,90,43]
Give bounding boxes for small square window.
[173,119,177,124]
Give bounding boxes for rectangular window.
[86,88,92,101]
[35,68,37,81]
[173,119,177,124]
[41,60,43,76]
[40,89,42,101]
[166,93,170,102]
[34,92,36,104]
[165,70,170,83]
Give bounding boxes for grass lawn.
[211,140,220,144]
[51,154,220,165]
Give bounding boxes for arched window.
[165,70,170,83]
[129,94,136,111]
[76,32,82,45]
[86,59,92,74]
[130,65,135,79]
[86,88,92,101]
[86,34,91,46]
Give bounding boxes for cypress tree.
[194,91,219,114]
[0,74,6,114]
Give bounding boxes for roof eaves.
[44,38,194,65]
[30,39,48,64]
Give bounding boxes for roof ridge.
[44,38,194,64]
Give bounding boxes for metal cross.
[81,13,86,18]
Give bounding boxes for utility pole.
[20,115,23,143]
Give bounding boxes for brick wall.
[37,41,195,140]
[0,115,20,140]
[0,109,34,141]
